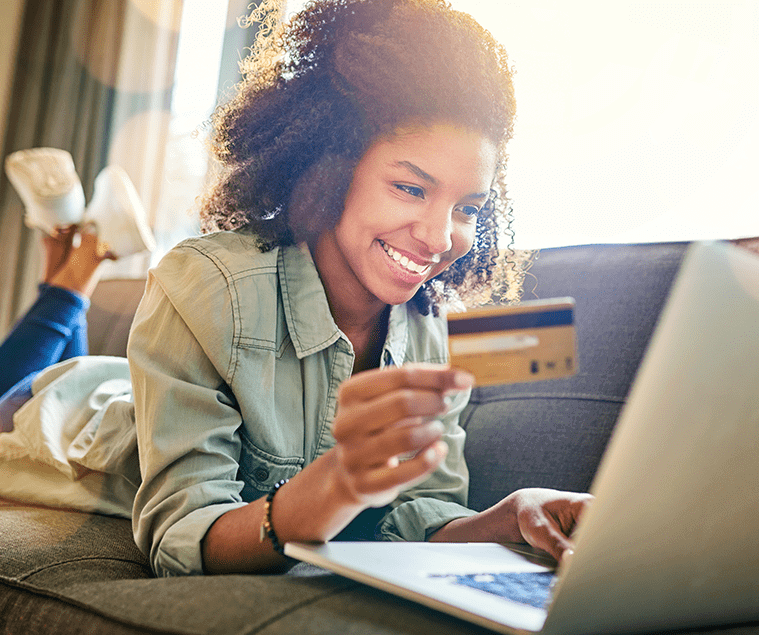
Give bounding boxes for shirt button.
[253,467,269,482]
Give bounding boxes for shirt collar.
[278,243,415,365]
[278,243,342,358]
[383,303,410,367]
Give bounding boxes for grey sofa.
[2,241,757,635]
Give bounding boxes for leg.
[60,312,89,361]
[46,226,114,298]
[0,228,111,396]
[44,227,92,362]
[0,284,90,397]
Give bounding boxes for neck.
[310,235,390,372]
[347,305,390,374]
[327,290,390,373]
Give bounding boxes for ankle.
[47,268,101,299]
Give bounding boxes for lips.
[378,240,433,275]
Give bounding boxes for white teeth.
[380,240,429,275]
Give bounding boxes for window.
[285,0,759,248]
[150,0,228,263]
[460,0,759,248]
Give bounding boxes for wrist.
[322,447,371,511]
[269,451,367,545]
[259,479,290,555]
[429,498,523,544]
[489,493,524,543]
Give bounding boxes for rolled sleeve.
[128,247,248,577]
[376,386,477,541]
[151,502,245,577]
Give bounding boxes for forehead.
[359,122,498,192]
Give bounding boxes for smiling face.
[313,122,498,320]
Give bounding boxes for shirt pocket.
[238,431,305,501]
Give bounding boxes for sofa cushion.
[462,242,688,511]
[0,500,495,634]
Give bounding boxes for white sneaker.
[4,148,86,234]
[84,165,156,258]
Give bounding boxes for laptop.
[286,241,759,635]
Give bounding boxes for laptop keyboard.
[429,571,555,609]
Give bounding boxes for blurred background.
[453,1,759,250]
[0,0,757,336]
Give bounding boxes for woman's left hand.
[498,488,593,562]
[430,487,593,563]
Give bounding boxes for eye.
[457,204,481,218]
[394,183,425,199]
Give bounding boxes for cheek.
[430,222,476,280]
[451,222,477,260]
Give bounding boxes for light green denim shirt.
[128,231,476,577]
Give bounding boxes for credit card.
[447,298,577,386]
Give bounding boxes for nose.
[410,203,454,256]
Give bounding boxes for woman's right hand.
[329,363,474,508]
[203,364,473,574]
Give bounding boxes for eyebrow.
[394,160,490,200]
[395,160,439,186]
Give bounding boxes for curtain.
[147,0,261,265]
[0,0,182,338]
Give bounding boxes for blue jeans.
[0,284,89,430]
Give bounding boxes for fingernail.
[561,549,575,565]
[453,371,475,389]
[424,440,448,464]
[423,447,438,463]
[428,420,445,435]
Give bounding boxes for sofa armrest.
[87,278,146,358]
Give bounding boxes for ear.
[287,154,358,243]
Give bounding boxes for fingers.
[47,229,111,297]
[339,419,445,470]
[73,229,117,263]
[330,364,471,507]
[520,512,575,563]
[514,489,594,563]
[338,364,474,406]
[333,364,473,439]
[337,440,448,507]
[333,388,448,440]
[361,440,448,491]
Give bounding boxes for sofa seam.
[244,579,360,635]
[469,393,626,405]
[0,576,188,635]
[13,555,152,582]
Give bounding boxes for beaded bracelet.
[259,478,289,555]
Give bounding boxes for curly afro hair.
[201,0,524,315]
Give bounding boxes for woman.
[1,0,591,578]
